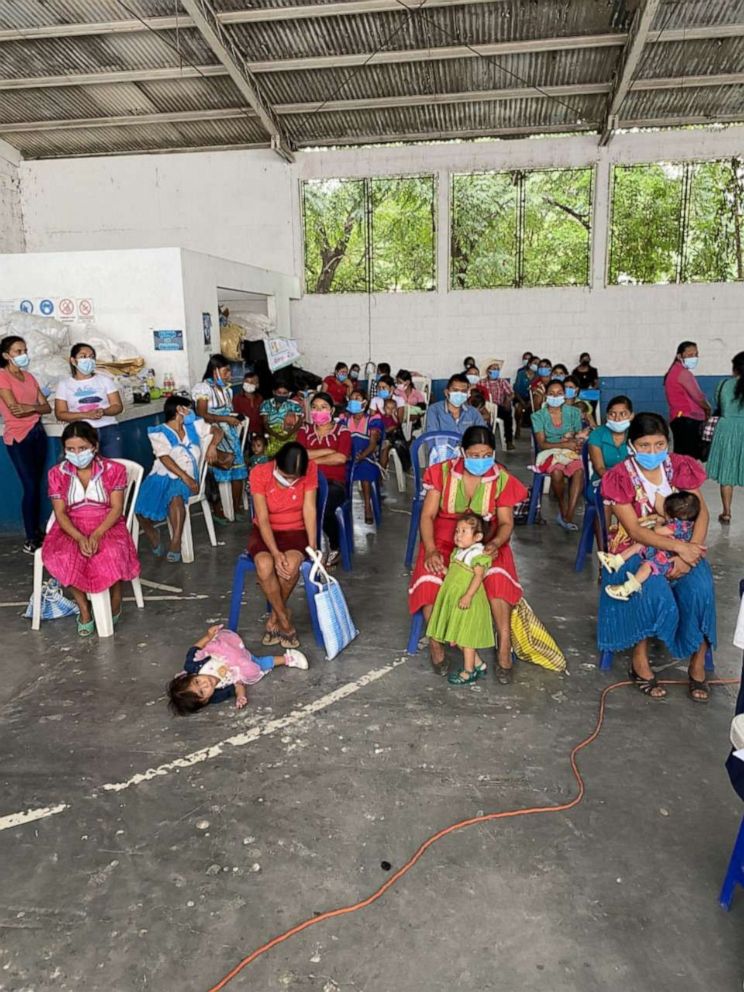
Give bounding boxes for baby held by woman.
[168,625,308,714]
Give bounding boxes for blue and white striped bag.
[24,579,79,620]
[306,549,358,660]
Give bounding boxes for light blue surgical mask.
[546,395,565,408]
[538,367,551,378]
[529,363,539,372]
[76,357,96,376]
[565,387,577,399]
[488,369,501,380]
[464,456,493,476]
[337,372,348,382]
[65,448,95,469]
[553,374,566,382]
[607,419,630,434]
[349,370,359,380]
[683,356,699,370]
[12,353,30,369]
[634,449,668,470]
[347,399,363,415]
[466,374,480,386]
[448,391,468,408]
[182,410,197,425]
[377,389,390,400]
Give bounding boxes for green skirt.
[426,559,495,649]
[707,417,744,487]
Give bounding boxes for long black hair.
[732,351,744,407]
[462,425,496,450]
[275,441,309,477]
[203,353,230,381]
[628,412,669,444]
[0,335,25,367]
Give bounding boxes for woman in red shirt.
[297,392,351,568]
[232,368,263,435]
[0,335,52,553]
[322,363,352,409]
[248,442,318,648]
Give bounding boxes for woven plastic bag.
[510,598,566,673]
[24,579,79,621]
[306,548,358,660]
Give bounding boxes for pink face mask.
[311,409,332,426]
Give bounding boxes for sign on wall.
[8,297,95,322]
[202,312,212,349]
[265,336,301,372]
[153,329,184,351]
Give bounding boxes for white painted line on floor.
[139,579,183,593]
[0,602,27,608]
[123,595,209,602]
[0,657,407,832]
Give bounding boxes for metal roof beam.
[600,0,661,145]
[176,0,293,161]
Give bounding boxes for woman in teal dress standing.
[707,351,744,524]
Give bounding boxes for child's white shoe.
[598,551,625,573]
[605,574,642,601]
[284,649,309,670]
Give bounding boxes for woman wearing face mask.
[529,357,553,411]
[248,442,318,648]
[573,353,599,390]
[42,422,140,637]
[408,425,528,679]
[587,395,633,495]
[478,359,515,450]
[54,343,124,457]
[369,374,404,422]
[136,395,222,562]
[260,374,304,458]
[563,374,595,430]
[513,353,536,433]
[297,393,352,568]
[232,368,263,435]
[322,362,353,409]
[598,413,715,701]
[339,388,383,525]
[192,354,248,523]
[349,364,361,383]
[663,341,711,459]
[531,379,586,531]
[707,351,744,524]
[0,335,52,554]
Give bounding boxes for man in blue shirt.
[425,373,484,436]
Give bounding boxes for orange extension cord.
[206,676,737,991]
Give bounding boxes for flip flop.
[77,618,95,638]
[166,551,181,563]
[719,514,732,525]
[262,629,281,646]
[279,630,300,649]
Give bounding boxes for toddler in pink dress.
[168,625,309,714]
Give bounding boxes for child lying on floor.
[168,624,308,715]
[599,491,700,601]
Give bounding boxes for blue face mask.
[529,364,539,372]
[182,410,196,425]
[546,395,565,408]
[488,369,501,380]
[337,373,348,382]
[12,353,30,369]
[565,387,577,399]
[683,356,699,370]
[538,368,551,378]
[76,357,96,376]
[65,448,95,469]
[607,419,630,433]
[464,456,493,476]
[634,449,668,470]
[553,374,566,382]
[377,389,390,400]
[448,391,468,408]
[347,400,363,414]
[349,370,359,380]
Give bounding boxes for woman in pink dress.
[42,422,140,637]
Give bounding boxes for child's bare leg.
[138,515,160,549]
[166,496,185,552]
[110,581,122,615]
[69,586,92,623]
[361,481,373,520]
[462,647,476,673]
[623,542,643,560]
[633,562,652,586]
[423,603,445,665]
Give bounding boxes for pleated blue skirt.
[135,474,192,522]
[597,554,717,655]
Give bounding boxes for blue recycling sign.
[39,299,54,315]
[19,300,33,313]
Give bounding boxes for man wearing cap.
[477,359,515,451]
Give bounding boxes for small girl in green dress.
[426,512,495,686]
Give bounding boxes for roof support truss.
[599,0,661,145]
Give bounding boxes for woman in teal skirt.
[192,354,248,523]
[706,351,744,525]
[426,512,495,686]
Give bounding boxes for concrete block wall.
[0,139,25,253]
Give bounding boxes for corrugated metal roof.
[0,0,742,157]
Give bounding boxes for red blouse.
[297,423,352,485]
[249,459,318,531]
[423,457,528,522]
[322,376,349,406]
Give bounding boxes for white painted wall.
[20,149,294,273]
[0,139,25,253]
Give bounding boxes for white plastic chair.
[218,418,250,522]
[489,406,507,452]
[388,447,407,493]
[173,441,217,564]
[32,458,145,638]
[411,375,431,406]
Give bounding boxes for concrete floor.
[0,439,742,992]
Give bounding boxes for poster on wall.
[153,329,184,351]
[202,312,212,348]
[265,336,301,372]
[7,297,95,322]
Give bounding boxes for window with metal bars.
[302,176,436,294]
[609,160,744,285]
[450,168,593,290]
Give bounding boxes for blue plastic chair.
[403,431,461,569]
[720,817,744,909]
[227,474,329,641]
[526,433,543,525]
[574,444,607,572]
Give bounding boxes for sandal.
[688,677,710,704]
[474,660,488,680]
[279,629,300,650]
[628,667,666,699]
[447,669,478,686]
[719,514,732,525]
[77,618,95,638]
[112,612,122,628]
[166,550,181,563]
[262,628,281,646]
[150,541,164,557]
[494,664,513,685]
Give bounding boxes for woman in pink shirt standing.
[663,340,711,460]
[0,335,52,554]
